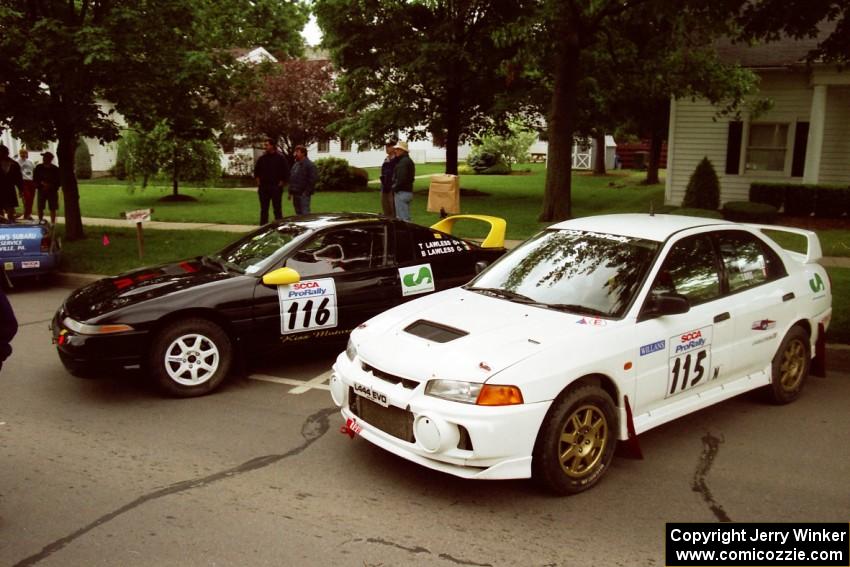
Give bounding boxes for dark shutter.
[791,122,809,177]
[725,121,743,175]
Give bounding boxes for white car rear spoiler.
[750,224,823,264]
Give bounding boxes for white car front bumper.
[330,352,551,480]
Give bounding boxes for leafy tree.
[470,122,538,169]
[508,0,753,221]
[0,0,307,239]
[739,1,850,63]
[581,6,761,184]
[682,157,720,210]
[314,0,533,175]
[119,122,221,196]
[225,58,341,159]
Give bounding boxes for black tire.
[148,318,233,398]
[767,326,809,405]
[532,384,618,495]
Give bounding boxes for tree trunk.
[172,147,179,195]
[645,129,663,185]
[593,131,606,175]
[444,90,460,175]
[57,132,84,240]
[540,36,581,222]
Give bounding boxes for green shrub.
[457,164,475,175]
[348,166,369,189]
[722,201,778,224]
[749,183,786,209]
[75,139,93,179]
[315,157,368,191]
[784,185,816,216]
[667,207,724,219]
[467,151,500,173]
[112,140,128,180]
[478,161,511,175]
[682,157,720,210]
[814,186,849,219]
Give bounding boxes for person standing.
[379,142,398,217]
[0,282,17,374]
[253,138,289,225]
[33,152,61,224]
[0,145,23,222]
[15,148,35,220]
[289,145,317,215]
[392,141,415,221]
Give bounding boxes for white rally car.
[330,214,832,495]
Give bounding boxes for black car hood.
[64,258,240,321]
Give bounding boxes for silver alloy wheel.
[163,332,220,386]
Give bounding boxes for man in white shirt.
[14,148,35,220]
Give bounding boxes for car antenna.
[649,201,654,217]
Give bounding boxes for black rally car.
[52,213,506,397]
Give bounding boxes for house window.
[340,138,352,152]
[745,123,788,172]
[317,138,330,153]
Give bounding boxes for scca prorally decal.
[640,340,665,356]
[673,328,707,355]
[809,273,826,293]
[277,278,338,335]
[667,326,713,398]
[751,319,776,331]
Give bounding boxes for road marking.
[249,373,331,394]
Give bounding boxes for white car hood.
[355,288,626,384]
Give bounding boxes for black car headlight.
[62,317,134,335]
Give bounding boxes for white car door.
[713,229,797,379]
[632,233,736,431]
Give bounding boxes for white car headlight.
[425,379,524,406]
[63,317,134,335]
[425,379,483,404]
[346,337,357,361]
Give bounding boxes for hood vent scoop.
[403,320,468,343]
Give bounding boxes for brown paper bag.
[427,174,460,214]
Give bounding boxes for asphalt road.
[2,283,849,567]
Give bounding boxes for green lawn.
[826,267,850,344]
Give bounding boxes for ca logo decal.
[809,273,825,293]
[403,266,433,287]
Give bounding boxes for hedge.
[749,182,850,218]
[723,201,778,224]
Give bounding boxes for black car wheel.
[767,325,809,405]
[533,384,618,495]
[149,318,232,397]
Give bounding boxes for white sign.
[399,263,435,297]
[125,208,152,223]
[277,278,338,335]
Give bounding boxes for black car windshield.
[216,223,308,274]
[468,228,660,318]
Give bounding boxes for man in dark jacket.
[253,138,289,225]
[33,152,61,224]
[289,145,318,215]
[392,141,415,221]
[0,145,22,222]
[379,142,398,217]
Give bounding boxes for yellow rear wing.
[430,214,506,249]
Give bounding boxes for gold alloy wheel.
[779,337,806,392]
[558,404,608,478]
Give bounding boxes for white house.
[665,30,850,206]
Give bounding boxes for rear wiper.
[467,286,540,304]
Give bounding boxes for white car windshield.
[468,228,660,318]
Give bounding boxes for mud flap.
[811,323,827,378]
[616,395,643,459]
